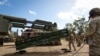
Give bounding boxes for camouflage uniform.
[68,31,76,51]
[87,16,100,56]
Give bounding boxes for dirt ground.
[0,39,89,56]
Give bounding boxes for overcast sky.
[0,0,100,35]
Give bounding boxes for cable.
[72,43,86,56]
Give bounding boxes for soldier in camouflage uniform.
[68,32,76,51]
[86,8,100,56]
[67,24,76,51]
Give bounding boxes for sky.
[0,0,100,35]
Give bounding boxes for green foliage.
[66,17,89,35]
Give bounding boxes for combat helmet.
[89,8,100,18]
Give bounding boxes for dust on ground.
[0,39,89,56]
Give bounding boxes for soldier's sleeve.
[86,20,97,37]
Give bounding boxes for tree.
[65,17,89,47]
[73,17,89,35]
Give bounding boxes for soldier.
[68,32,76,51]
[86,8,100,56]
[67,24,76,51]
[77,32,86,46]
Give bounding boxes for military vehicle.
[0,14,69,52]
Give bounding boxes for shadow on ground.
[2,52,66,56]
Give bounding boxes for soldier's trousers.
[89,45,100,56]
